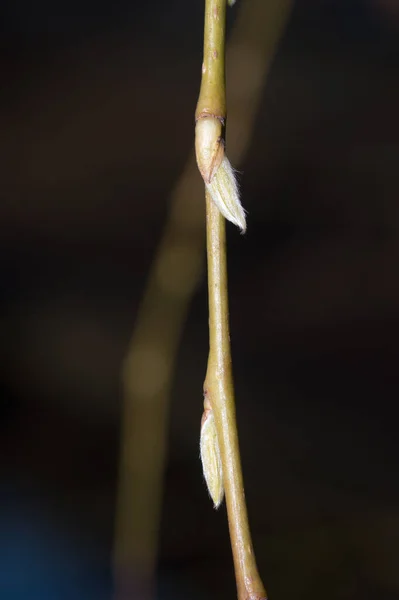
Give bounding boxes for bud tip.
[206,156,247,232]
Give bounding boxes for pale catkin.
[206,156,247,233]
[200,410,224,508]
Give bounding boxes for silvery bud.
[195,116,246,232]
[200,408,224,509]
[205,155,246,232]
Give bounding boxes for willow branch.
[204,192,267,600]
[113,0,292,598]
[196,0,292,599]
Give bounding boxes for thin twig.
[113,0,292,597]
[196,0,292,598]
[204,191,267,600]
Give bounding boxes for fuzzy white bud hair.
[200,410,224,509]
[206,156,246,232]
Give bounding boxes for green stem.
[195,0,226,121]
[197,2,267,597]
[204,193,266,600]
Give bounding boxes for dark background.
[1,0,399,598]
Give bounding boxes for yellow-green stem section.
[204,193,266,600]
[195,0,226,121]
[197,0,267,597]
